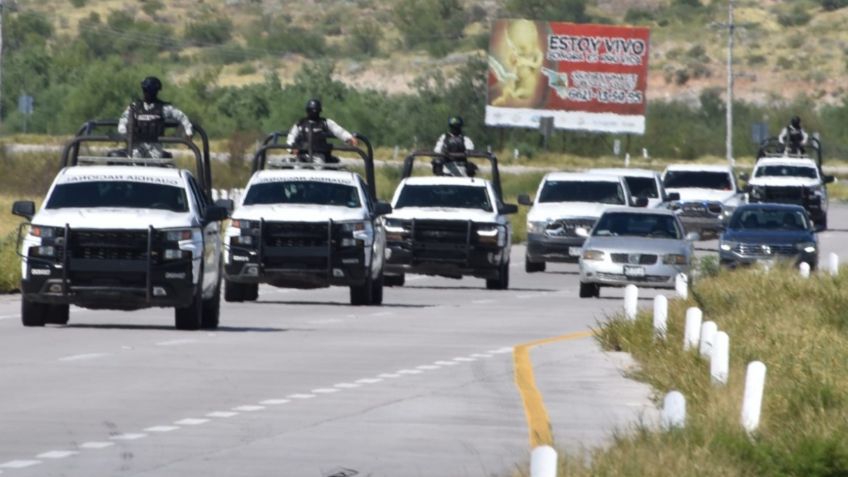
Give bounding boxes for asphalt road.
[1,205,848,477]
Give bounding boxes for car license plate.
[624,266,646,277]
[568,247,582,257]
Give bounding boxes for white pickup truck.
[662,164,747,238]
[747,157,834,230]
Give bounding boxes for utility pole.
[725,0,734,166]
[0,0,5,128]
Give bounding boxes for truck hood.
[233,204,368,223]
[527,202,618,222]
[387,207,498,223]
[32,208,194,230]
[748,176,820,188]
[665,188,738,203]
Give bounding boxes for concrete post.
[711,331,729,385]
[828,253,839,277]
[683,307,702,351]
[653,295,668,339]
[661,391,686,429]
[799,262,810,279]
[675,273,688,299]
[530,445,557,477]
[624,284,638,321]
[741,361,767,433]
[699,321,718,359]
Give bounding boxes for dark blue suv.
[719,204,818,269]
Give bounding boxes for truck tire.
[579,282,600,298]
[175,290,203,330]
[201,283,221,329]
[819,215,828,231]
[45,304,70,325]
[384,274,405,287]
[21,299,47,327]
[525,257,546,273]
[371,273,384,305]
[486,261,510,290]
[350,276,374,306]
[224,280,258,302]
[243,283,259,302]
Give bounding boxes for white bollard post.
[710,331,729,385]
[212,189,220,201]
[221,189,229,200]
[699,321,718,359]
[624,284,639,321]
[675,273,688,299]
[829,253,839,277]
[624,152,631,168]
[530,445,557,477]
[683,307,702,351]
[661,390,686,429]
[799,262,811,279]
[741,361,767,433]
[653,295,668,339]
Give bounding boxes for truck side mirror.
[374,201,392,216]
[739,172,750,182]
[203,205,229,225]
[517,194,533,206]
[633,197,649,208]
[500,203,518,215]
[12,201,36,221]
[824,175,836,184]
[215,199,235,213]
[667,192,681,202]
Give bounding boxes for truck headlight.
[477,226,500,246]
[719,241,736,252]
[384,219,408,234]
[527,221,547,234]
[663,254,688,265]
[165,229,194,242]
[31,226,61,239]
[582,249,605,261]
[750,186,765,200]
[796,242,816,253]
[340,221,372,244]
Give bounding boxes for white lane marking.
[144,426,179,433]
[453,357,476,362]
[355,378,383,384]
[206,411,238,418]
[396,369,422,375]
[260,399,290,405]
[416,365,440,370]
[377,373,401,379]
[434,360,458,366]
[79,442,114,450]
[110,433,146,441]
[0,460,41,469]
[472,299,494,304]
[287,393,316,400]
[311,388,339,394]
[232,405,265,412]
[490,347,513,354]
[174,418,209,426]
[470,353,493,359]
[333,382,360,389]
[37,451,78,459]
[58,353,109,362]
[156,339,197,346]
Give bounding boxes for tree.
[393,0,466,57]
[503,0,590,22]
[349,21,383,56]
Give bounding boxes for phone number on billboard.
[567,89,644,104]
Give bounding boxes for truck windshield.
[538,181,625,204]
[624,177,658,198]
[593,212,682,239]
[663,171,732,190]
[395,185,493,211]
[46,181,189,212]
[754,165,818,179]
[243,181,361,208]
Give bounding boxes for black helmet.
[141,76,162,94]
[790,116,801,128]
[306,98,322,120]
[448,116,463,135]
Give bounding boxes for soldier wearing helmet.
[433,116,477,176]
[778,116,809,155]
[117,76,193,159]
[286,99,359,164]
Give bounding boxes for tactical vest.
[787,126,804,145]
[444,133,467,155]
[131,100,167,143]
[296,118,332,155]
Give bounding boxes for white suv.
[519,172,641,272]
[747,157,834,230]
[662,164,747,237]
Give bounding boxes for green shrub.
[0,234,20,294]
[777,5,812,27]
[184,18,234,46]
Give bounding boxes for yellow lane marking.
[513,330,595,448]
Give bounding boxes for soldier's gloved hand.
[347,137,359,147]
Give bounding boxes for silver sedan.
[578,208,698,298]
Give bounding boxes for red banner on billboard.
[486,20,650,134]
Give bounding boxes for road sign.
[751,122,767,145]
[18,94,33,115]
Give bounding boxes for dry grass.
[537,266,848,476]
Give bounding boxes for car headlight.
[796,242,817,254]
[582,249,605,261]
[527,221,548,234]
[663,254,688,265]
[719,241,736,252]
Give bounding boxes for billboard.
[486,20,651,135]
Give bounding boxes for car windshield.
[46,181,189,212]
[754,165,818,179]
[593,212,683,239]
[624,177,659,199]
[243,181,361,208]
[395,185,493,211]
[730,208,809,231]
[538,180,625,204]
[663,171,732,190]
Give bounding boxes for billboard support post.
[539,117,554,150]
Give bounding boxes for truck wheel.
[350,276,374,306]
[819,215,828,231]
[225,280,257,302]
[45,304,70,325]
[21,299,47,327]
[175,291,203,330]
[371,273,384,305]
[579,282,600,298]
[201,283,221,329]
[486,261,510,290]
[384,274,405,287]
[243,283,259,302]
[525,257,546,273]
